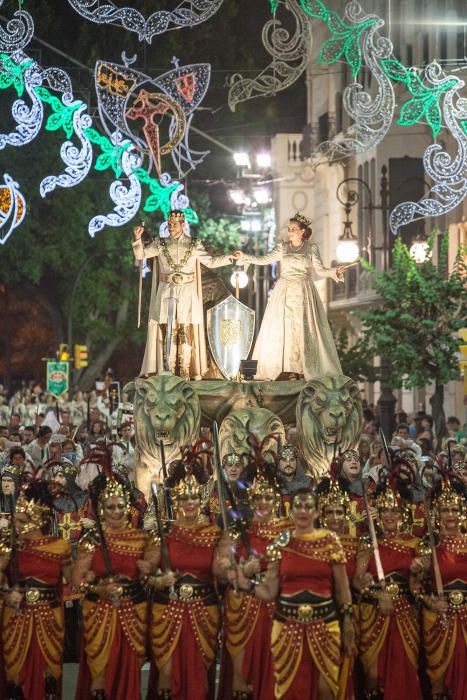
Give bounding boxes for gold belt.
[24,588,58,606]
[160,272,195,285]
[447,589,466,607]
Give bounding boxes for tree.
[334,327,379,383]
[357,233,466,445]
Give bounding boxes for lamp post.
[336,166,397,438]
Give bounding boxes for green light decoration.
[31,85,198,224]
[83,127,132,178]
[300,0,376,77]
[380,59,457,138]
[268,0,279,12]
[134,168,198,223]
[0,53,33,96]
[34,86,82,139]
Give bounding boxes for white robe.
[243,241,343,380]
[133,234,232,375]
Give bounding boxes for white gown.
[243,240,343,380]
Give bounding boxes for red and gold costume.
[226,517,290,700]
[76,527,149,700]
[1,534,71,700]
[423,534,467,699]
[358,532,422,700]
[151,521,222,700]
[269,529,345,699]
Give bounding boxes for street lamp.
[229,189,245,205]
[256,153,271,168]
[410,236,431,263]
[253,188,270,205]
[335,168,397,438]
[233,152,251,168]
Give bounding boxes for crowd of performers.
[0,434,465,700]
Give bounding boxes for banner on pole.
[46,361,69,398]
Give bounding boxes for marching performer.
[146,466,228,700]
[0,481,72,700]
[72,454,156,700]
[133,210,235,379]
[317,460,366,700]
[238,489,354,699]
[225,468,290,699]
[352,471,426,700]
[415,475,466,700]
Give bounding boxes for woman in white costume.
[234,213,345,381]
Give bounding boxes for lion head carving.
[125,375,200,497]
[219,407,285,462]
[296,375,362,479]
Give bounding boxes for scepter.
[137,220,145,329]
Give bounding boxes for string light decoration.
[300,0,396,163]
[0,52,200,239]
[390,62,467,234]
[66,0,224,44]
[94,56,211,177]
[0,52,44,149]
[228,0,313,111]
[0,1,34,53]
[88,137,143,237]
[0,174,26,245]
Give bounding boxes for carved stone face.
[135,375,200,449]
[296,375,362,479]
[218,407,285,462]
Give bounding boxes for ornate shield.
[207,295,255,380]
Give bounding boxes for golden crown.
[98,479,129,518]
[248,475,277,499]
[15,492,50,526]
[171,473,203,500]
[167,210,186,222]
[48,461,78,480]
[435,483,464,512]
[292,212,311,228]
[318,480,351,517]
[0,464,23,479]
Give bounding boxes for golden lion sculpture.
[124,375,200,498]
[296,375,362,479]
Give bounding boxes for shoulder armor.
[78,527,99,553]
[266,530,290,562]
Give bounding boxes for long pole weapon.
[212,421,239,593]
[137,220,145,329]
[159,440,174,521]
[150,482,177,600]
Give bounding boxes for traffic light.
[74,344,88,369]
[58,343,71,361]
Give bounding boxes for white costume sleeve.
[310,243,342,282]
[132,237,160,261]
[242,242,283,265]
[194,240,233,268]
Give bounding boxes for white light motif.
[0,174,26,245]
[67,0,224,44]
[313,1,395,164]
[0,2,34,53]
[40,97,93,196]
[88,139,143,236]
[390,62,467,234]
[0,54,44,149]
[233,152,250,168]
[228,0,313,110]
[230,268,249,289]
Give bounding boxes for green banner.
[46,361,69,398]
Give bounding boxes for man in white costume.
[133,210,234,379]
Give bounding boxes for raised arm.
[241,242,283,266]
[311,243,343,282]
[132,225,160,261]
[195,240,234,269]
